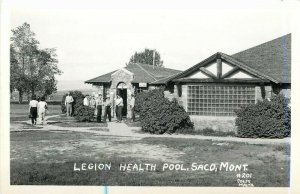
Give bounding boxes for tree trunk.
[18,91,23,104]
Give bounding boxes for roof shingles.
[85,63,181,84]
[232,34,291,83]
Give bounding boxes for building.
[85,34,291,122]
[85,63,182,117]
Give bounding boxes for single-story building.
[85,34,291,123]
[85,63,182,116]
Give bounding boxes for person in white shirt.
[83,95,90,106]
[64,92,74,117]
[38,96,48,125]
[29,95,39,125]
[115,95,123,122]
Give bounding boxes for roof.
[232,34,291,83]
[150,73,182,85]
[85,63,182,84]
[168,34,291,84]
[85,70,117,84]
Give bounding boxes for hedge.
[61,91,95,122]
[74,105,95,122]
[235,94,291,138]
[135,89,194,134]
[61,91,85,116]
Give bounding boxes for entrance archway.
[116,82,127,117]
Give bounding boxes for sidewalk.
[11,115,290,145]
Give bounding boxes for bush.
[61,91,85,116]
[74,105,95,122]
[235,94,291,138]
[135,89,194,134]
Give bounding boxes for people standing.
[115,95,123,122]
[64,92,74,117]
[29,95,38,125]
[83,95,90,106]
[129,94,135,122]
[89,96,96,108]
[95,94,103,123]
[103,96,112,123]
[38,96,48,125]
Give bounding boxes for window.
[187,84,255,116]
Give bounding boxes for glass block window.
[187,84,255,116]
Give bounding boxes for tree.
[127,48,163,67]
[10,22,62,103]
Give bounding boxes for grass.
[10,103,62,122]
[10,131,290,186]
[47,115,108,127]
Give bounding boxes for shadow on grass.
[47,115,108,128]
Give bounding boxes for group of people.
[28,95,48,125]
[63,91,136,123]
[82,93,135,123]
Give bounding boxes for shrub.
[61,91,85,116]
[74,105,95,122]
[135,89,194,134]
[235,94,291,138]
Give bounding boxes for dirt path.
[11,115,290,145]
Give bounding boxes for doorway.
[116,82,127,117]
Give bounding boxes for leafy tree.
[10,22,62,103]
[127,48,163,67]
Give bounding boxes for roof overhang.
[167,52,280,84]
[173,78,271,84]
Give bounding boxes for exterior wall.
[110,69,135,118]
[255,85,272,102]
[180,85,188,111]
[190,115,236,133]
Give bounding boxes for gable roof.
[169,52,275,83]
[232,34,291,83]
[85,63,181,84]
[168,34,291,84]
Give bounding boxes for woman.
[29,95,38,125]
[115,95,123,122]
[38,96,48,125]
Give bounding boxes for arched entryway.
[116,82,127,117]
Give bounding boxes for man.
[115,95,123,122]
[64,92,74,117]
[83,95,90,106]
[95,94,103,123]
[103,96,112,123]
[129,94,135,122]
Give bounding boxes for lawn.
[47,115,108,127]
[10,130,290,186]
[10,103,62,121]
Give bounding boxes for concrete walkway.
[11,115,290,145]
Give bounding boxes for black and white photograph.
[1,0,300,194]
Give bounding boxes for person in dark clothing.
[29,95,38,125]
[116,95,123,122]
[103,96,112,123]
[95,94,103,123]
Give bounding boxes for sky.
[9,0,293,89]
